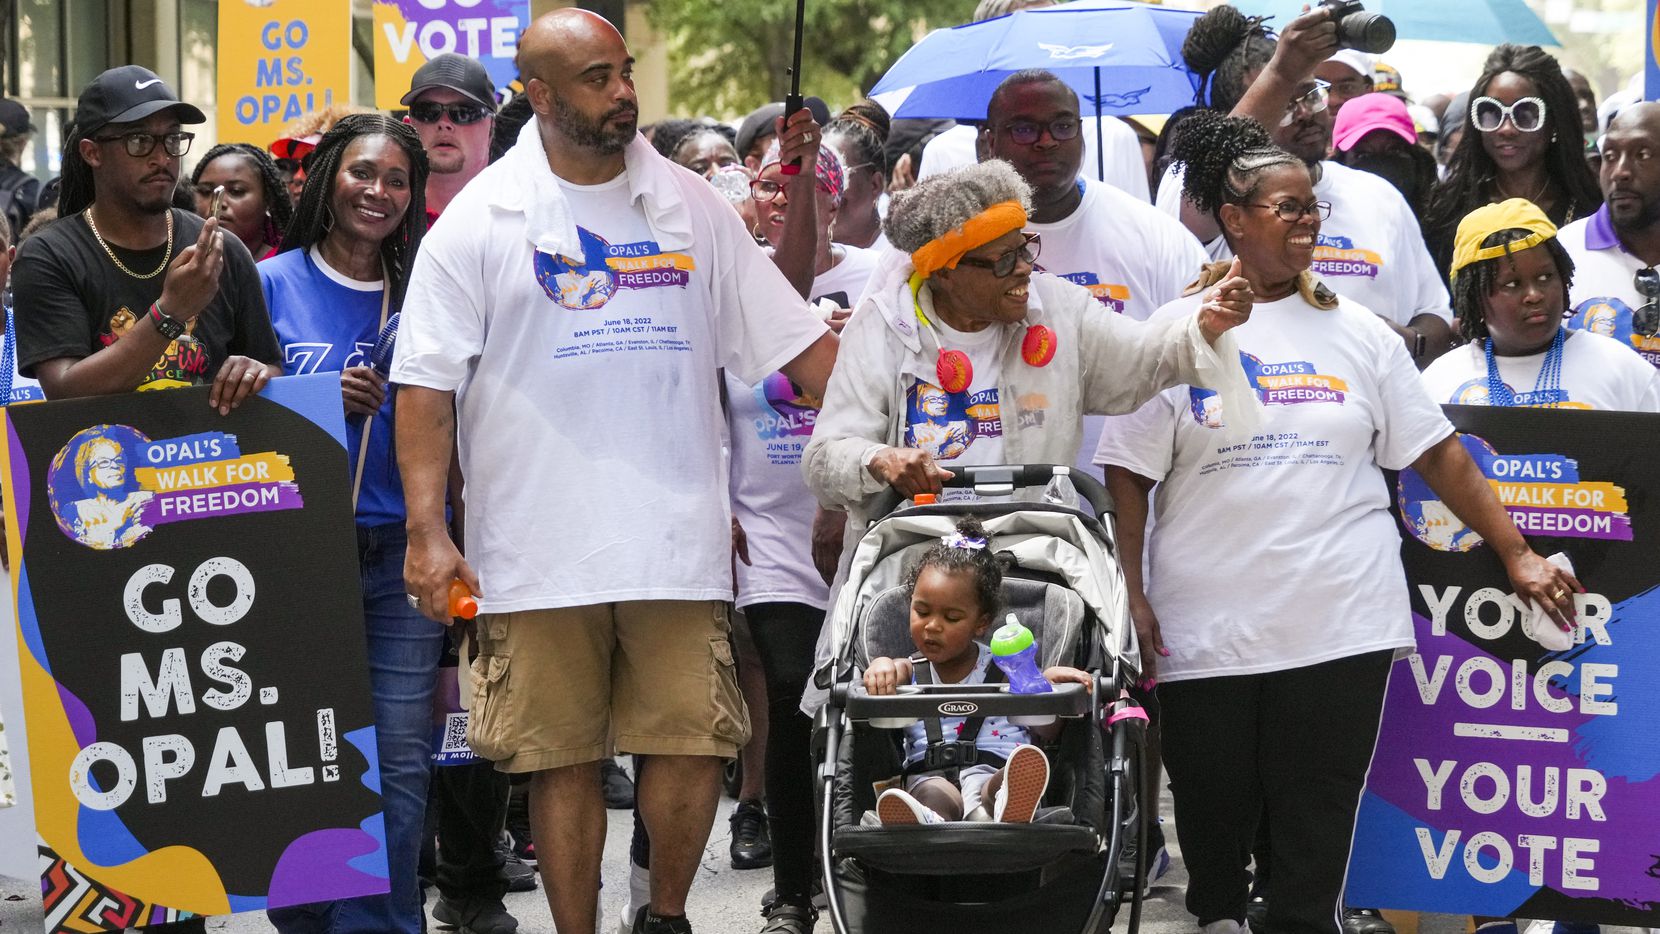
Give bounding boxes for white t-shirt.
[1028,179,1210,474]
[1095,292,1453,682]
[727,254,878,610]
[1420,330,1660,412]
[392,127,828,613]
[918,118,1152,202]
[1558,210,1660,369]
[1156,161,1453,327]
[905,317,1006,472]
[811,245,879,308]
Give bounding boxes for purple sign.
[1348,405,1660,924]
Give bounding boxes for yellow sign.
[216,0,352,145]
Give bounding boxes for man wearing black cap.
[12,66,279,411]
[403,53,497,218]
[0,99,41,236]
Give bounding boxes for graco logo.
[937,701,979,716]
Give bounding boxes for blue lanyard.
[0,297,14,406]
[1483,329,1565,408]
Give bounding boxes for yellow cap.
[1450,198,1557,281]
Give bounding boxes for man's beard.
[550,93,637,155]
[428,148,467,175]
[1612,196,1660,234]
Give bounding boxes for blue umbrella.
[1227,0,1560,48]
[869,1,1204,178]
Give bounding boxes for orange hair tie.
[910,201,1028,279]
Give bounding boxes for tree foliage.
[644,0,968,116]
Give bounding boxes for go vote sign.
[372,0,530,109]
[1349,405,1660,924]
[216,0,351,143]
[2,375,384,932]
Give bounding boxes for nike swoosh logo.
[135,78,163,89]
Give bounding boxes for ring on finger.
[406,593,421,609]
[1551,587,1568,601]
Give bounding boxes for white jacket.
[802,249,1256,521]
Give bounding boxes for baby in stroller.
[863,515,1094,825]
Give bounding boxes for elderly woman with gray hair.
[802,159,1256,514]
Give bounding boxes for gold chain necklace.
[84,206,173,280]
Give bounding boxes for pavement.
[0,783,1517,934]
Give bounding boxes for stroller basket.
[833,822,1100,874]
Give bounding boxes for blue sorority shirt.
[260,248,403,527]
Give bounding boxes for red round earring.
[937,349,973,393]
[1022,325,1057,367]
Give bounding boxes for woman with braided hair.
[1099,111,1582,934]
[259,112,440,934]
[190,143,292,260]
[1160,4,1457,367]
[1423,44,1603,278]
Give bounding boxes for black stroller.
[812,465,1153,934]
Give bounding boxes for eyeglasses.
[1326,76,1372,99]
[1245,199,1331,223]
[999,119,1081,146]
[407,102,491,125]
[955,232,1041,277]
[750,178,788,203]
[1633,267,1660,337]
[93,131,194,158]
[1279,80,1331,128]
[1471,96,1547,134]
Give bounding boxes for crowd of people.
[1,0,1658,933]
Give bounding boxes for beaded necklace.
[1484,328,1565,408]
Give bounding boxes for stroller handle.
[867,464,1115,521]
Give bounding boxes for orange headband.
[910,201,1028,279]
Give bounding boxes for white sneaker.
[994,744,1050,823]
[876,788,943,824]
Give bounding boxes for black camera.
[1320,0,1396,54]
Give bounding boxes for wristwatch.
[149,302,184,340]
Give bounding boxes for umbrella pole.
[1094,67,1104,182]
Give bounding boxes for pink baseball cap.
[1333,92,1419,153]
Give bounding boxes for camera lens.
[1337,10,1397,54]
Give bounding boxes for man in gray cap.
[403,53,498,217]
[0,98,40,235]
[13,65,279,409]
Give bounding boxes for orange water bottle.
[448,580,479,620]
[913,493,937,505]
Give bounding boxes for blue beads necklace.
[1484,328,1565,408]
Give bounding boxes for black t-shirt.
[12,208,281,388]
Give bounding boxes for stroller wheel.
[724,757,743,799]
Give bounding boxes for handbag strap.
[350,263,393,511]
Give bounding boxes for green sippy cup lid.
[990,614,1034,655]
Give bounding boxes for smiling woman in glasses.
[802,158,1258,513]
[1422,199,1659,411]
[1099,111,1583,934]
[1424,44,1603,278]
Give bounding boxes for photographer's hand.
[1227,5,1337,131]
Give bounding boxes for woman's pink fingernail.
[1158,647,1171,657]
